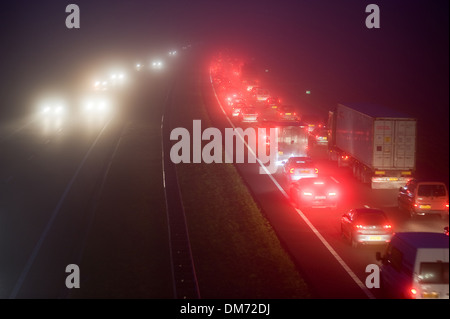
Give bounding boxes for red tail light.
[383,224,392,229]
[410,288,417,298]
[355,225,364,229]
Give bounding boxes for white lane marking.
[9,118,112,299]
[330,176,340,184]
[209,70,375,299]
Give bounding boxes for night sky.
[1,0,448,132]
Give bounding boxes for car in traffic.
[340,208,393,247]
[243,80,258,92]
[39,100,67,118]
[283,156,318,183]
[81,94,111,116]
[290,176,340,209]
[265,96,281,109]
[93,80,109,91]
[239,106,259,123]
[227,95,246,108]
[230,102,246,117]
[151,60,164,69]
[278,105,300,122]
[309,126,328,145]
[252,87,270,102]
[398,179,449,219]
[300,114,326,133]
[376,232,449,299]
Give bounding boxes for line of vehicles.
[35,48,184,131]
[210,53,449,299]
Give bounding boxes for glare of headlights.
[85,101,93,110]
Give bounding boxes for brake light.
[410,288,417,298]
[355,225,364,229]
[383,224,392,229]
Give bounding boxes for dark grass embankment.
[173,69,310,298]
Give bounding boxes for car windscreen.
[417,184,447,197]
[419,262,449,284]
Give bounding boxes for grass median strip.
[177,161,309,298]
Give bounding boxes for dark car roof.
[392,232,449,249]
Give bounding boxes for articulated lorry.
[328,103,416,189]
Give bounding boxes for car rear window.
[355,213,387,225]
[294,161,313,166]
[419,262,449,284]
[418,184,447,197]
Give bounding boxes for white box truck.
[328,103,417,189]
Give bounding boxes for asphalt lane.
[0,67,175,298]
[203,63,448,299]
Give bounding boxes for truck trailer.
[328,103,416,189]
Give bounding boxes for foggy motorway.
[0,0,448,308]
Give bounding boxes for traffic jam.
[209,53,449,299]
